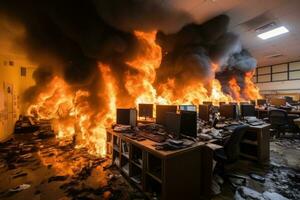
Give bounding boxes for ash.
[0,132,144,200]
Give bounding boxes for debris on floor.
[0,132,144,200]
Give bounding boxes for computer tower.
[219,104,237,119]
[138,104,153,118]
[198,104,209,121]
[165,112,181,139]
[116,108,137,126]
[180,111,197,138]
[156,105,177,126]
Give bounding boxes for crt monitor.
[116,108,137,126]
[179,105,197,112]
[257,99,267,106]
[180,111,197,138]
[156,105,177,126]
[240,104,256,117]
[219,104,237,119]
[165,112,181,139]
[198,104,209,121]
[138,104,153,118]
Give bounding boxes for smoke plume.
[0,0,258,104]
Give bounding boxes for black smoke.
[156,15,257,98]
[0,0,257,103]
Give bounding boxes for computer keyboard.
[138,131,166,143]
[249,121,264,126]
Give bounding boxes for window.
[256,60,300,83]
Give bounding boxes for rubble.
[0,127,143,200]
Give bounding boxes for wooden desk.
[256,108,300,118]
[240,124,271,163]
[106,129,221,200]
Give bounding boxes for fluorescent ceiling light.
[257,26,289,40]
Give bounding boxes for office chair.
[213,125,249,188]
[269,109,300,137]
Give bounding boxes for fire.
[27,31,261,157]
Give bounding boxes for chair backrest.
[224,125,249,162]
[269,109,288,126]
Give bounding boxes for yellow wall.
[0,53,36,141]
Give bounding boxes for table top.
[107,128,222,159]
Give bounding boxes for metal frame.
[253,60,300,83]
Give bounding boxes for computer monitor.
[180,111,197,138]
[179,105,197,112]
[116,108,137,126]
[250,100,256,106]
[257,99,267,106]
[285,96,293,104]
[138,104,153,118]
[198,104,209,121]
[165,112,181,139]
[219,104,237,119]
[203,101,213,106]
[240,104,256,117]
[240,101,249,105]
[271,98,286,107]
[219,102,226,106]
[156,105,177,126]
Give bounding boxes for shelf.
[131,160,142,169]
[147,153,162,180]
[113,145,119,152]
[241,139,258,146]
[122,153,129,159]
[121,164,129,175]
[145,173,162,200]
[130,177,142,189]
[146,172,162,184]
[240,153,258,160]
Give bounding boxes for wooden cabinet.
[240,124,270,163]
[106,129,217,200]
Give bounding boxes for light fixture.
[257,26,289,40]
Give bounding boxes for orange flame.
[27,31,261,156]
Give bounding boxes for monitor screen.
[219,104,237,119]
[138,104,153,118]
[179,105,197,112]
[165,112,181,139]
[156,105,177,126]
[180,111,197,138]
[240,104,256,117]
[198,104,209,121]
[257,99,267,106]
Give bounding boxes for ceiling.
[169,0,300,66]
[226,0,300,66]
